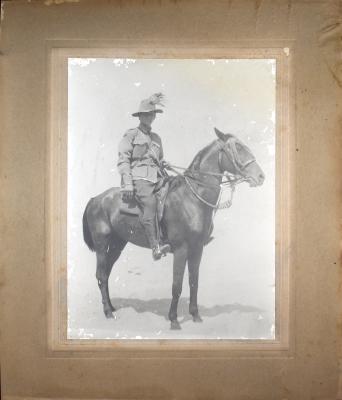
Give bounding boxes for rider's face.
[139,112,156,127]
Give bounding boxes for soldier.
[117,93,171,261]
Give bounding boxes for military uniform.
[117,124,165,251]
[117,124,164,190]
[117,92,170,260]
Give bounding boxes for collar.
[138,123,152,135]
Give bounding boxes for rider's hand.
[161,160,171,170]
[121,189,134,201]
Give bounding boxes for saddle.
[119,176,214,246]
[119,179,169,223]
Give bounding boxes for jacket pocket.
[132,165,148,178]
[132,135,149,159]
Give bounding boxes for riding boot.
[142,220,170,261]
[134,180,170,260]
[154,214,171,259]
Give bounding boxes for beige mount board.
[49,46,290,352]
[0,1,341,399]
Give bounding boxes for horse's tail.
[83,200,96,252]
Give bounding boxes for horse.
[82,127,265,330]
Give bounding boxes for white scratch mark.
[113,58,136,68]
[69,58,96,67]
[267,144,275,156]
[270,324,275,336]
[283,47,290,56]
[45,0,80,6]
[1,1,5,23]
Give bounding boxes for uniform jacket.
[117,126,164,190]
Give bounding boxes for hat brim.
[132,109,163,117]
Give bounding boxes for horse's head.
[214,127,265,187]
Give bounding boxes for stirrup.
[152,244,170,261]
[159,243,171,255]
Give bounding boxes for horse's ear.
[214,127,233,142]
[214,127,226,141]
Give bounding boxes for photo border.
[47,44,294,358]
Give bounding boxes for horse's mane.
[186,141,216,172]
[168,141,217,193]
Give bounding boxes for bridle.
[168,139,256,210]
[217,138,256,177]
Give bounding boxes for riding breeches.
[134,179,159,248]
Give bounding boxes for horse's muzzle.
[247,172,265,187]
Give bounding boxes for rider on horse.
[117,93,171,261]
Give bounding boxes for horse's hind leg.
[96,236,126,318]
[168,244,187,330]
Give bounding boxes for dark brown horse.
[82,128,265,330]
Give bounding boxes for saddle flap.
[119,198,140,216]
[119,180,170,221]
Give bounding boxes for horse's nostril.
[259,173,265,181]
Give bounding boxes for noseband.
[217,138,256,178]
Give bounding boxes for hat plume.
[148,92,165,107]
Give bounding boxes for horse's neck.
[188,145,222,204]
[200,149,222,181]
[194,142,221,178]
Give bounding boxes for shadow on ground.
[111,297,263,323]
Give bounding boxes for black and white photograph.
[67,57,276,340]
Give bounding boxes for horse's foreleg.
[96,239,126,318]
[188,244,204,323]
[168,245,187,330]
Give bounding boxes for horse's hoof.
[170,320,181,330]
[192,315,203,323]
[104,310,114,319]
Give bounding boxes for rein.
[165,139,255,209]
[163,138,258,209]
[166,162,246,210]
[184,175,241,209]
